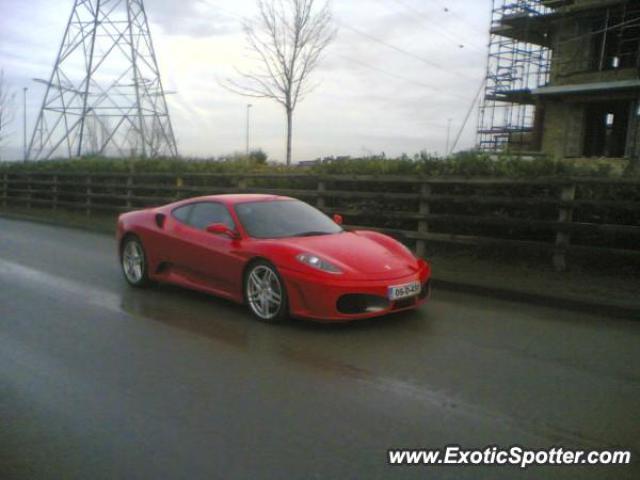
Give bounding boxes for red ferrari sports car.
[117,194,431,322]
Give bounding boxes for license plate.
[388,281,421,301]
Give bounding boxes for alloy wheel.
[122,238,146,285]
[246,264,284,321]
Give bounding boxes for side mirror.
[206,223,238,239]
[333,214,343,226]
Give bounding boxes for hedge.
[1,150,637,178]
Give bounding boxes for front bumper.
[281,263,431,322]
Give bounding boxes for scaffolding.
[477,0,553,153]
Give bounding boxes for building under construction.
[478,0,640,161]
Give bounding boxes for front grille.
[337,294,390,315]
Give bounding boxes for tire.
[244,260,289,323]
[120,235,151,288]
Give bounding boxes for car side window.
[172,205,192,224]
[187,202,235,230]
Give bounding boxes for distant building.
[297,156,353,167]
[297,160,322,167]
[478,0,640,162]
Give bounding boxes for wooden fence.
[1,171,639,270]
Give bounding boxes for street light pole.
[23,87,28,161]
[445,118,452,157]
[246,103,252,156]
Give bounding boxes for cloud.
[148,0,241,37]
[0,0,491,162]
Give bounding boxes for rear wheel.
[245,261,288,322]
[121,236,151,287]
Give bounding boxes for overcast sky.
[0,0,491,162]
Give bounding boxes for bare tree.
[225,0,336,165]
[0,69,16,149]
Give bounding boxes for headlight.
[296,253,343,274]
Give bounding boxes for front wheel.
[121,236,151,288]
[245,261,289,323]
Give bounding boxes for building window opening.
[583,102,630,158]
[606,113,615,127]
[590,7,640,71]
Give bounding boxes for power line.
[204,1,483,122]
[337,20,478,82]
[430,0,487,37]
[341,55,437,90]
[385,0,486,52]
[338,51,485,151]
[450,77,485,154]
[339,55,472,102]
[203,2,482,84]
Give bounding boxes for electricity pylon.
[27,0,178,160]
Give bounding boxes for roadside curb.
[432,279,639,321]
[2,211,638,320]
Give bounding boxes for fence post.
[26,174,32,209]
[552,182,576,272]
[175,175,183,200]
[52,175,59,210]
[85,175,92,216]
[126,174,133,210]
[237,176,248,191]
[1,173,7,208]
[317,178,326,211]
[416,182,431,258]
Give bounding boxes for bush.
[1,150,636,178]
[308,151,637,177]
[0,149,275,175]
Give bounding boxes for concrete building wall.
[542,100,585,158]
[538,1,640,160]
[550,16,592,82]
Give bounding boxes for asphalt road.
[1,218,639,480]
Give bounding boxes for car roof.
[177,194,294,206]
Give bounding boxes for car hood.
[277,231,418,277]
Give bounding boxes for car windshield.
[235,200,343,239]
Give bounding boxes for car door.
[170,201,244,294]
[162,203,194,269]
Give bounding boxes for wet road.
[1,218,639,480]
